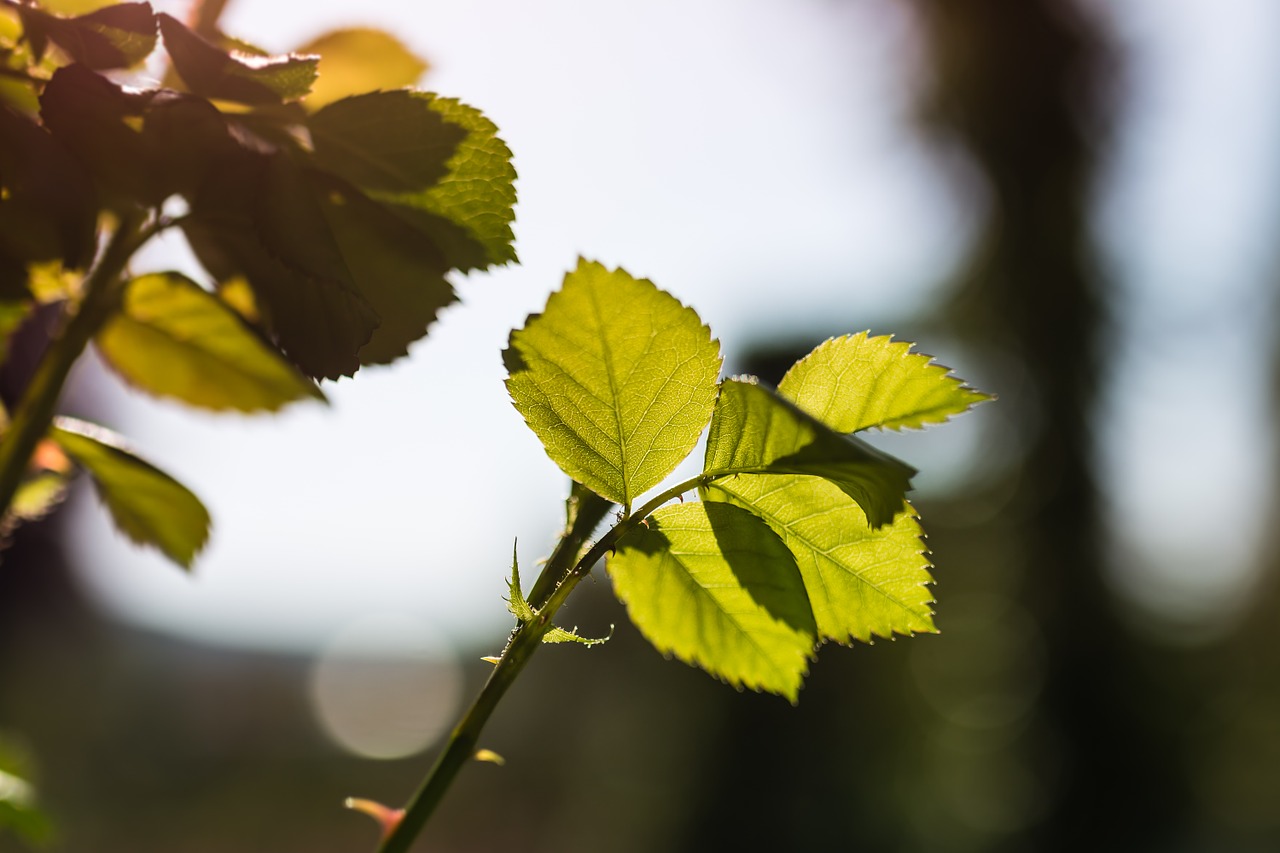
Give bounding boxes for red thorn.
[345,798,405,841]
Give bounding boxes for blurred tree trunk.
[909,0,1190,848]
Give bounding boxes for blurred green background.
[3,0,1279,850]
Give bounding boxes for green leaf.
[703,378,914,528]
[158,13,318,105]
[507,541,610,647]
[542,625,611,647]
[51,417,210,569]
[17,2,157,70]
[309,92,516,271]
[295,28,428,109]
[505,260,721,507]
[0,750,53,847]
[94,272,325,412]
[706,475,935,645]
[8,470,70,524]
[506,541,534,623]
[608,501,816,702]
[778,332,992,432]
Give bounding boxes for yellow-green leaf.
[505,260,721,507]
[706,475,935,645]
[95,272,325,412]
[51,417,209,569]
[296,28,427,109]
[608,501,816,702]
[703,378,913,528]
[778,332,992,432]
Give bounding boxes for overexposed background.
[59,0,1278,658]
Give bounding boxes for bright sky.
[62,0,1278,651]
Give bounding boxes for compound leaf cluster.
[0,1,516,569]
[508,262,990,700]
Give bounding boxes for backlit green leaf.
[51,417,209,569]
[95,272,325,412]
[8,470,70,524]
[0,737,53,846]
[309,92,516,271]
[608,501,816,702]
[158,13,317,104]
[778,332,992,432]
[17,2,157,69]
[505,260,721,506]
[296,28,428,109]
[703,379,913,527]
[706,475,935,645]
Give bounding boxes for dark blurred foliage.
[3,0,1280,851]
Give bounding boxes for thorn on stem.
[344,797,405,841]
[474,748,506,766]
[480,655,501,665]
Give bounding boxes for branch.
[0,212,152,520]
[374,478,703,852]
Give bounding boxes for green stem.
[0,212,151,520]
[375,477,704,853]
[526,486,612,609]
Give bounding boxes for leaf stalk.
[0,211,151,520]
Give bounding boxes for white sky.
[61,0,1278,650]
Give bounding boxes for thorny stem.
[0,211,156,521]
[374,476,707,853]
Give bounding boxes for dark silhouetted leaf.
[0,102,97,294]
[17,2,156,69]
[158,13,317,105]
[314,177,455,365]
[309,92,515,271]
[38,62,155,205]
[703,378,914,528]
[40,65,242,207]
[296,28,427,109]
[138,90,237,199]
[308,90,464,193]
[183,153,378,379]
[609,501,816,702]
[95,272,325,411]
[51,417,210,569]
[0,301,32,364]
